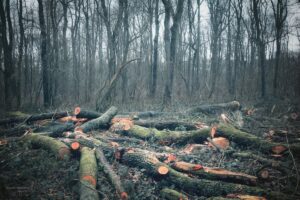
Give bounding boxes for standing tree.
[271,0,287,96]
[162,0,185,107]
[37,0,50,107]
[0,0,16,110]
[207,0,228,98]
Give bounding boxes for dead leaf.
[208,137,230,149]
[164,154,177,163]
[210,126,217,138]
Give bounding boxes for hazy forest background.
[0,0,300,112]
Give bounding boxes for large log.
[79,106,118,133]
[74,107,102,119]
[0,111,70,126]
[35,122,75,137]
[171,161,257,186]
[79,147,99,200]
[160,188,188,200]
[25,133,70,160]
[121,150,292,199]
[134,120,198,130]
[95,147,128,199]
[113,123,300,155]
[188,101,241,114]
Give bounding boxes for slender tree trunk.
[0,0,17,110]
[150,0,159,98]
[37,0,50,107]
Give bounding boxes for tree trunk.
[38,0,50,107]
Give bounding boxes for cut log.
[74,107,102,119]
[160,188,188,200]
[79,106,118,133]
[0,111,71,126]
[24,133,70,160]
[95,147,128,200]
[35,122,75,137]
[188,101,241,114]
[0,125,35,137]
[121,150,293,199]
[134,120,198,130]
[171,161,257,186]
[79,147,99,200]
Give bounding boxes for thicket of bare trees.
[0,0,299,111]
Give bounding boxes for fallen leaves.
[111,117,134,131]
[164,154,177,163]
[208,137,230,150]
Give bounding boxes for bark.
[160,188,188,200]
[187,101,241,114]
[121,150,290,199]
[79,106,118,133]
[25,133,70,160]
[171,161,257,186]
[150,0,159,97]
[37,0,50,107]
[0,0,17,109]
[134,120,198,130]
[76,109,101,119]
[95,147,127,199]
[35,122,75,137]
[0,111,71,126]
[79,147,99,200]
[162,0,185,107]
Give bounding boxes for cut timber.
[0,111,71,126]
[160,188,188,200]
[215,124,300,155]
[121,150,292,199]
[171,161,257,186]
[35,122,75,137]
[25,133,70,160]
[74,107,102,119]
[95,147,128,200]
[134,120,198,130]
[79,106,118,133]
[80,147,99,200]
[188,101,241,114]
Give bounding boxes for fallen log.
[24,133,70,160]
[79,147,99,200]
[35,122,75,137]
[188,101,241,114]
[171,161,257,186]
[0,125,35,137]
[79,106,118,133]
[160,188,188,200]
[95,147,128,200]
[121,150,294,199]
[0,111,71,126]
[74,107,102,119]
[134,120,198,130]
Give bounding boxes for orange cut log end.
[71,141,80,150]
[157,166,169,175]
[120,192,128,200]
[271,145,287,154]
[74,107,81,115]
[82,175,97,186]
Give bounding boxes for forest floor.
[0,100,300,200]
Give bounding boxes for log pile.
[0,101,299,199]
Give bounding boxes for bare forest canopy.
[0,0,300,112]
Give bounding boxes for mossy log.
[115,124,300,155]
[0,111,71,126]
[121,150,294,199]
[160,188,188,200]
[188,101,241,114]
[25,133,70,160]
[75,109,102,119]
[79,106,118,133]
[35,122,75,137]
[95,147,128,199]
[79,147,99,200]
[171,161,257,186]
[134,120,198,130]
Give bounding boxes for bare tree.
[162,0,185,107]
[271,0,287,96]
